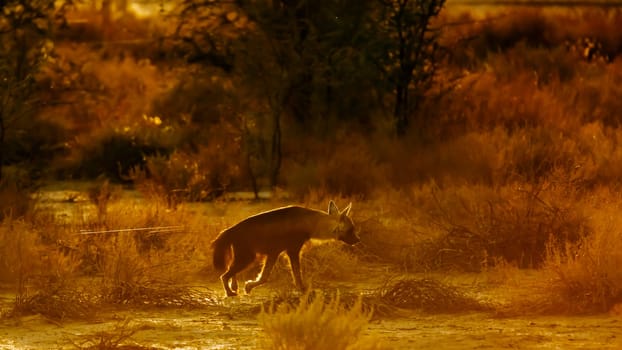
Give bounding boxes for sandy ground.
[1,282,621,350]
[1,306,621,349]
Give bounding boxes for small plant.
[259,292,385,350]
[88,178,120,223]
[66,318,150,350]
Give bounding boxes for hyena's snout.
[340,229,360,245]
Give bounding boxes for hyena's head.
[328,201,360,245]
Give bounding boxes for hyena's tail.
[211,231,232,271]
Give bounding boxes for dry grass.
[259,291,386,350]
[75,202,219,307]
[98,234,202,307]
[0,219,41,284]
[0,197,224,320]
[0,215,99,321]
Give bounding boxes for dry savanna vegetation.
[1,0,622,348]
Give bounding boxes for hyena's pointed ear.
[340,202,352,216]
[328,200,339,215]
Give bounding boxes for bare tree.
[376,0,446,135]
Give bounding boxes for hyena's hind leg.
[220,248,254,297]
[230,276,238,293]
[220,272,237,297]
[244,253,278,294]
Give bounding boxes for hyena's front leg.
[286,249,306,292]
[230,276,238,294]
[244,254,278,294]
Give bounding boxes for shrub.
[447,9,622,66]
[410,181,588,271]
[477,10,553,53]
[3,118,68,173]
[491,43,578,84]
[540,207,622,314]
[283,132,386,198]
[60,130,168,181]
[131,144,243,205]
[301,243,360,282]
[0,173,35,221]
[353,191,426,269]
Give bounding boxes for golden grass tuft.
[259,291,386,350]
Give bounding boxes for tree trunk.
[394,81,409,136]
[269,109,282,188]
[242,122,260,200]
[101,0,111,27]
[117,0,128,15]
[289,71,313,124]
[0,117,4,181]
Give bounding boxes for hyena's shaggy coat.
[211,201,359,296]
